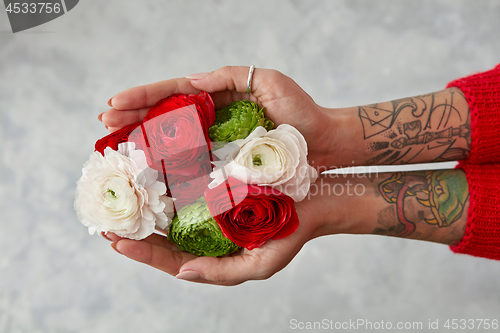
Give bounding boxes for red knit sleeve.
[446,63,500,260]
[451,162,500,260]
[446,63,500,164]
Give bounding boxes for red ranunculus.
[204,177,299,250]
[144,92,215,130]
[94,92,215,176]
[95,121,142,154]
[167,155,212,209]
[139,91,215,175]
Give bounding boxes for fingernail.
[101,231,111,241]
[98,112,104,122]
[185,72,210,80]
[104,232,121,242]
[111,242,122,254]
[108,98,113,107]
[176,270,201,281]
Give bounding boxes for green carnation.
[168,197,239,257]
[208,100,274,142]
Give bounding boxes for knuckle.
[260,69,285,90]
[220,65,235,76]
[266,69,283,82]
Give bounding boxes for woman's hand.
[100,173,370,285]
[101,66,340,171]
[102,189,329,286]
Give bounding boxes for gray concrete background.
[1,1,499,332]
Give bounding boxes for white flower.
[75,142,175,240]
[209,125,318,202]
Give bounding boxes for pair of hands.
[100,66,338,285]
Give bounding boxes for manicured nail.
[111,242,122,254]
[98,112,104,122]
[185,72,210,80]
[176,270,201,281]
[108,98,113,107]
[101,231,111,241]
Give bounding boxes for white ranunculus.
[75,142,175,240]
[209,125,318,202]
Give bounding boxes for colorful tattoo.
[375,170,469,239]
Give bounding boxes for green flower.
[208,100,274,142]
[168,197,239,257]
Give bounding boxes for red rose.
[167,155,212,209]
[204,177,299,250]
[139,91,215,175]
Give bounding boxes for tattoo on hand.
[359,88,471,165]
[374,170,469,241]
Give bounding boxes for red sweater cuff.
[446,64,500,164]
[451,161,500,260]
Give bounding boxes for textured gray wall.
[1,1,499,332]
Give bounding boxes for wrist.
[320,106,365,169]
[300,174,374,240]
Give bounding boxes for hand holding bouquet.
[76,90,317,255]
[87,66,331,285]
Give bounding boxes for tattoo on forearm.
[373,170,469,244]
[359,89,471,165]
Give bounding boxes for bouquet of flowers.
[75,92,318,256]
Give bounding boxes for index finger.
[190,66,263,96]
[110,78,200,111]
